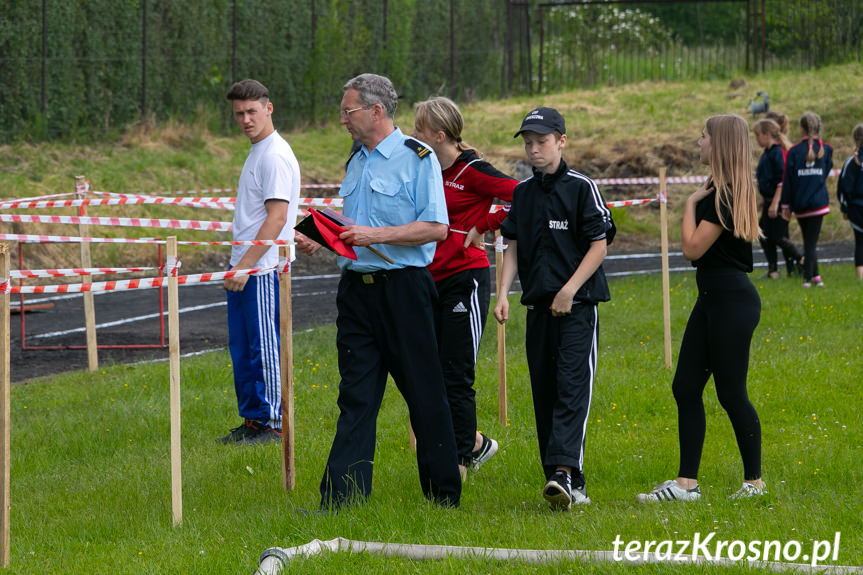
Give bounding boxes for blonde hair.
[705,114,759,242]
[753,118,791,151]
[764,111,789,135]
[413,97,477,154]
[799,112,825,162]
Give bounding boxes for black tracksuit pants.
[320,267,461,508]
[525,301,598,487]
[435,268,490,466]
[758,201,801,274]
[672,269,762,481]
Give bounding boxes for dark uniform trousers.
[435,268,490,465]
[758,202,801,275]
[320,267,462,508]
[525,301,598,485]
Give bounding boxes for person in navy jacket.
[837,123,863,280]
[753,118,802,278]
[781,112,832,287]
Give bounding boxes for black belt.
[346,269,391,285]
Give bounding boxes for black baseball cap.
[514,107,566,138]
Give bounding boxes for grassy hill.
[1,63,861,269]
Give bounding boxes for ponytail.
[800,112,825,162]
[806,136,825,163]
[753,119,791,151]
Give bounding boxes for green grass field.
[9,263,862,574]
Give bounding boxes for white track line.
[30,301,226,339]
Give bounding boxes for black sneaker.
[543,470,573,510]
[470,433,499,471]
[217,419,281,445]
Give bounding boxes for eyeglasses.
[340,105,373,119]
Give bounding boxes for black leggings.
[854,228,863,267]
[798,216,823,281]
[672,270,762,481]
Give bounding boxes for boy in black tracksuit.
[494,107,615,510]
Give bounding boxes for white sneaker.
[636,479,701,502]
[729,482,764,499]
[571,485,591,505]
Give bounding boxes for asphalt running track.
[9,242,854,383]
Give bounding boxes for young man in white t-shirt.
[219,79,300,444]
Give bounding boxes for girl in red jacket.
[412,97,517,480]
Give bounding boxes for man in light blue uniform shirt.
[297,73,461,509]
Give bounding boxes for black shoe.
[217,419,281,445]
[470,433,499,471]
[543,470,573,510]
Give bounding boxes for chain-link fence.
[0,0,859,139]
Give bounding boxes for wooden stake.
[279,246,295,491]
[0,244,11,566]
[409,424,416,451]
[75,176,99,371]
[167,237,182,525]
[659,168,673,369]
[495,232,507,425]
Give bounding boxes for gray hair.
[344,74,398,118]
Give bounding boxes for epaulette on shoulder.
[404,138,432,159]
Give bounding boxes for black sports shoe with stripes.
[637,479,701,502]
[543,470,573,510]
[217,419,281,445]
[470,433,499,471]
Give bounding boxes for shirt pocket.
[369,177,415,224]
[339,174,359,198]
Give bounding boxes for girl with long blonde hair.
[638,114,765,502]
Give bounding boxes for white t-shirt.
[231,130,301,269]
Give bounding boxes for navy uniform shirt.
[500,159,615,306]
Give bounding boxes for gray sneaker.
[637,479,701,502]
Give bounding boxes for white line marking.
[30,301,226,339]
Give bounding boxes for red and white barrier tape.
[152,188,236,196]
[606,198,656,208]
[0,191,77,204]
[11,266,156,279]
[0,196,234,210]
[0,195,653,212]
[0,266,273,295]
[0,213,233,232]
[0,233,295,247]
